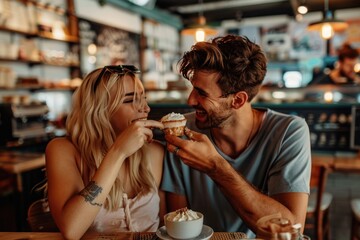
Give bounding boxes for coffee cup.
[164,211,203,239]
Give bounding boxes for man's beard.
[195,108,232,129]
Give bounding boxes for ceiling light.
[127,0,155,8]
[128,0,150,6]
[307,0,348,39]
[297,5,308,15]
[182,16,217,42]
[181,0,217,42]
[296,0,308,15]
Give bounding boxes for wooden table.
[0,151,46,231]
[0,151,45,192]
[332,154,360,172]
[0,231,249,240]
[312,152,360,172]
[0,151,45,173]
[311,152,360,173]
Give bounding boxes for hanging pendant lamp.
[181,0,217,42]
[307,0,348,39]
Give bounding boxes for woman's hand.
[113,120,164,158]
[165,128,221,174]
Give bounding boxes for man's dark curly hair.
[179,35,267,101]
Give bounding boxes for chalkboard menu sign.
[351,105,360,150]
[78,18,140,75]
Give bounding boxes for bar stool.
[351,199,360,240]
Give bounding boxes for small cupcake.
[160,112,187,136]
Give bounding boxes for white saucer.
[156,225,213,240]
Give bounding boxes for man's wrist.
[207,156,231,179]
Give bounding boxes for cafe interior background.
[0,0,359,239]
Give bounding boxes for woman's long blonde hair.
[66,67,156,210]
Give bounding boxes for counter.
[149,100,360,154]
[0,231,248,240]
[147,84,360,106]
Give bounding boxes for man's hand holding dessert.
[164,127,221,174]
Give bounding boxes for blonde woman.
[45,65,165,239]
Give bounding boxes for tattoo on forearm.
[79,181,103,207]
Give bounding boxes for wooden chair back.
[351,199,360,240]
[27,198,59,232]
[305,164,332,240]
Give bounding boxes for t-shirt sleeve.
[268,116,311,195]
[160,150,186,195]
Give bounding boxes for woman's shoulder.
[46,137,73,150]
[148,140,165,160]
[45,137,78,162]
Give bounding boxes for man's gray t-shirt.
[161,108,311,237]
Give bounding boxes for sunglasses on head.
[93,65,141,92]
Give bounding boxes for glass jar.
[256,217,310,240]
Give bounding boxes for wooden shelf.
[0,57,41,64]
[0,25,79,43]
[0,58,79,68]
[38,31,79,43]
[0,86,77,92]
[42,61,80,68]
[0,26,37,36]
[0,0,81,92]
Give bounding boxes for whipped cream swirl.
[167,208,200,222]
[161,112,185,122]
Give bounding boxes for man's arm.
[164,120,310,233]
[208,159,308,233]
